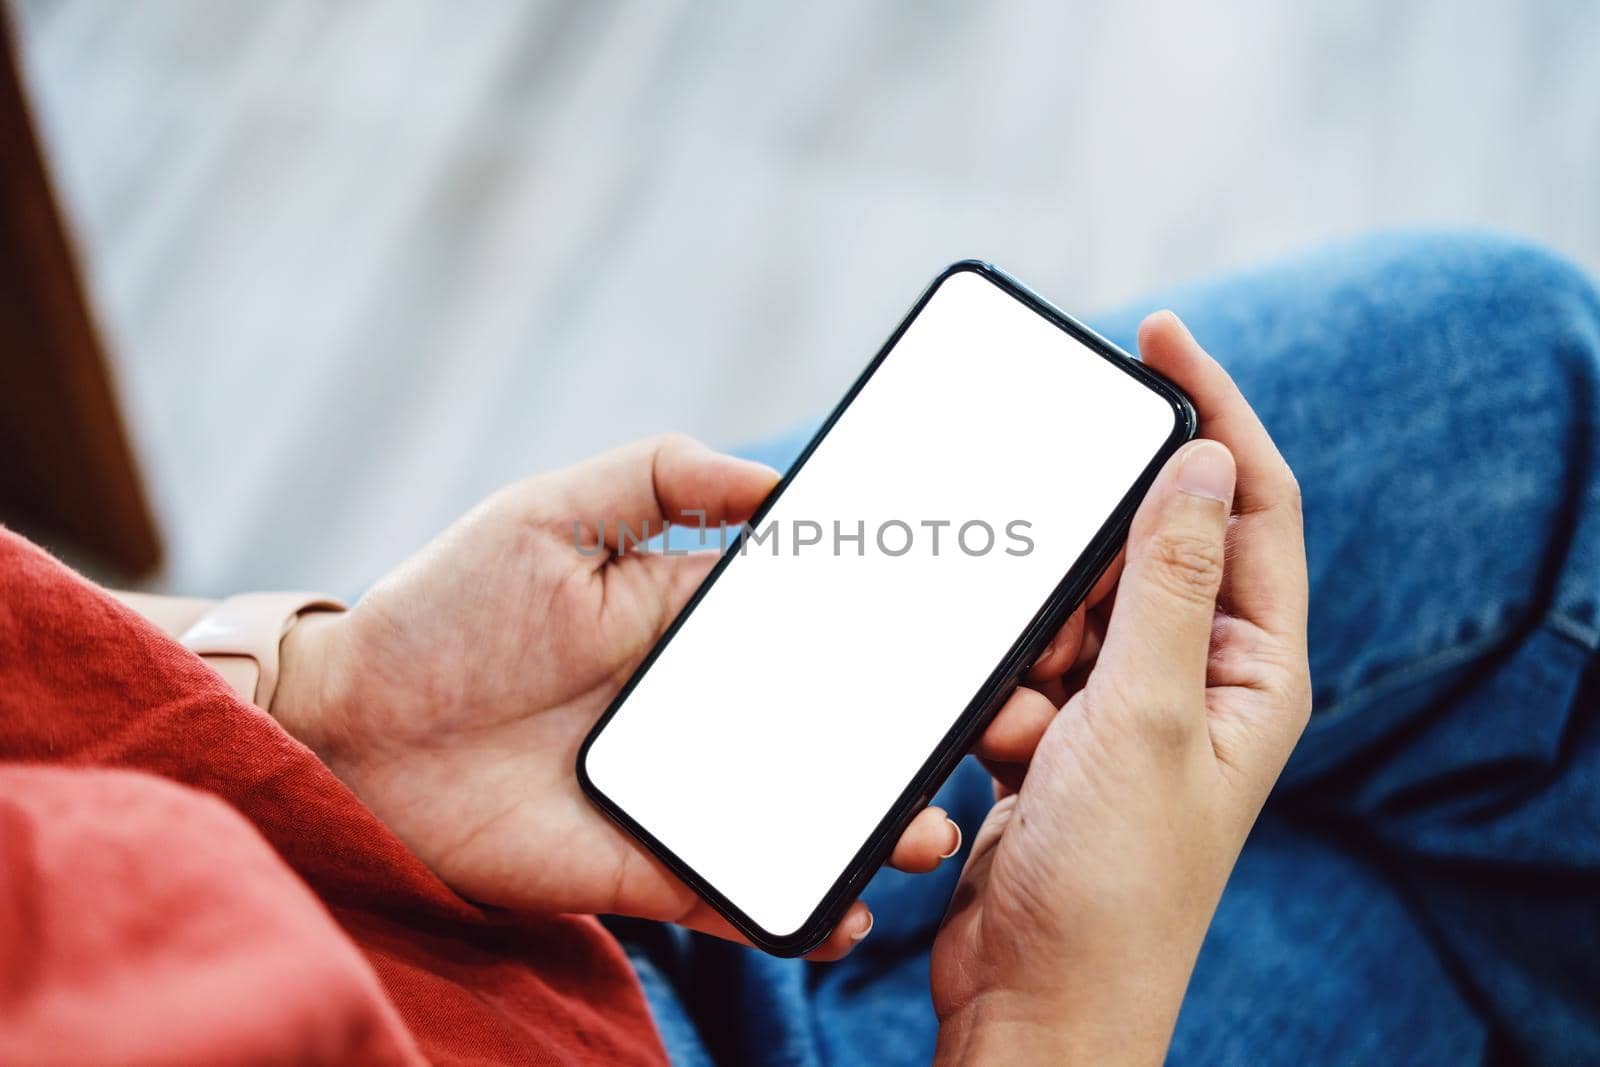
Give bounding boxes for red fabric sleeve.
[0,528,668,1066]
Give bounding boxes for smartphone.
[577,261,1196,956]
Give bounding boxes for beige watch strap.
[180,592,346,709]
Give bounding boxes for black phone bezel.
[576,260,1197,957]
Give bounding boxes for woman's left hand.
[271,434,966,960]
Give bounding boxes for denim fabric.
[611,232,1600,1065]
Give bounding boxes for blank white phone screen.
[583,268,1180,938]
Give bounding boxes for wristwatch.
[180,592,345,711]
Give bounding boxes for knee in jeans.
[1349,230,1600,391]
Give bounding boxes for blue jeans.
[611,232,1600,1065]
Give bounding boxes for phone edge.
[576,260,1199,957]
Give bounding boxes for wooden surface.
[8,0,1600,597]
[0,7,159,576]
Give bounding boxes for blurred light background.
[10,0,1600,598]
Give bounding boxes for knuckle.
[1254,456,1303,520]
[1226,631,1314,726]
[1263,669,1313,726]
[1145,528,1225,603]
[1277,467,1304,520]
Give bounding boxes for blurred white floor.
[12,0,1600,597]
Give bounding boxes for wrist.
[935,985,1178,1067]
[271,611,353,754]
[935,992,1077,1066]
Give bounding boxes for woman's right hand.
[931,311,1312,1065]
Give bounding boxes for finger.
[1076,609,1106,670]
[888,806,963,873]
[519,433,780,555]
[1028,605,1086,680]
[1029,543,1123,682]
[599,553,721,665]
[1032,674,1069,706]
[1087,550,1124,608]
[1138,312,1307,639]
[674,897,874,962]
[643,551,720,619]
[1056,610,1105,700]
[1094,438,1236,717]
[980,755,1025,799]
[800,901,874,961]
[975,686,1058,764]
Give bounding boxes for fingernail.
[939,818,963,860]
[851,911,875,942]
[1176,441,1235,503]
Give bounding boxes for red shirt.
[0,528,668,1066]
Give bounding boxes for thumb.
[517,433,779,552]
[1093,439,1236,721]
